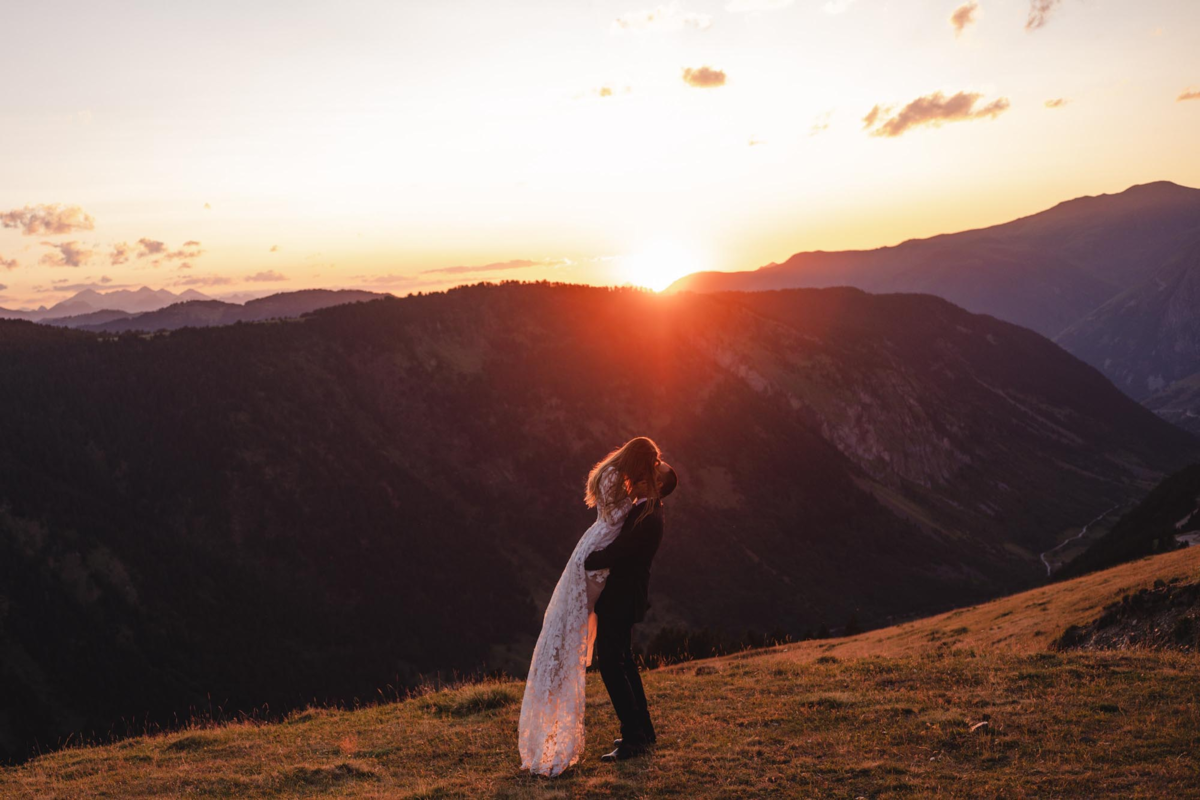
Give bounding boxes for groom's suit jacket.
[584,499,664,624]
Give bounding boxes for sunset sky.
[2,0,1198,307]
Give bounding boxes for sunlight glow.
[620,240,711,292]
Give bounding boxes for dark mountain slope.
[1146,371,1200,434]
[1055,236,1200,401]
[1058,464,1200,579]
[0,283,1194,760]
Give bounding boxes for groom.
[585,459,678,762]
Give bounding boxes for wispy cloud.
[1178,87,1200,102]
[682,66,726,88]
[110,242,132,266]
[137,238,166,258]
[358,274,422,287]
[613,2,712,32]
[725,0,793,11]
[950,2,979,36]
[136,238,203,263]
[1,254,17,271]
[1026,0,1062,31]
[173,274,234,287]
[246,270,288,282]
[36,279,131,294]
[420,259,539,276]
[269,244,280,252]
[164,241,203,261]
[809,110,833,136]
[1045,97,1069,108]
[39,240,96,267]
[863,91,1010,137]
[1,204,95,236]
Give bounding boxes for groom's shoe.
[600,743,648,763]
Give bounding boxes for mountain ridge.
[666,181,1200,426]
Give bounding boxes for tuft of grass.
[420,681,522,718]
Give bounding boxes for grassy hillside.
[5,547,1198,798]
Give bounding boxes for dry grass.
[4,548,1199,799]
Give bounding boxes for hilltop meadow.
[4,545,1198,799]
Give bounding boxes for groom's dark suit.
[584,497,665,748]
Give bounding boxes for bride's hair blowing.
[585,436,663,524]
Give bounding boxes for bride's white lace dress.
[518,467,632,776]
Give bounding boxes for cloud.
[136,238,202,262]
[1,254,17,270]
[725,0,793,11]
[1178,88,1200,102]
[246,270,288,282]
[809,110,833,136]
[748,136,766,146]
[39,240,96,267]
[164,242,203,261]
[1044,97,1069,108]
[1026,0,1062,31]
[178,262,193,270]
[173,274,234,287]
[682,66,726,88]
[950,2,979,35]
[269,244,280,252]
[204,202,212,210]
[358,274,424,288]
[599,87,614,97]
[137,238,166,258]
[36,279,132,294]
[863,91,1010,137]
[109,242,132,266]
[613,2,712,32]
[0,204,95,236]
[421,259,538,276]
[0,284,6,292]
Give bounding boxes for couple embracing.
[518,437,678,777]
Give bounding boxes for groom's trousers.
[595,611,655,745]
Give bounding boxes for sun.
[620,240,709,292]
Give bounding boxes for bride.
[518,437,663,776]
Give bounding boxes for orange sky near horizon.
[1,0,1198,308]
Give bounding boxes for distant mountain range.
[47,289,384,332]
[0,287,213,321]
[667,182,1200,430]
[1,283,1195,760]
[0,287,386,332]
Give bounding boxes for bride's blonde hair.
[585,436,663,522]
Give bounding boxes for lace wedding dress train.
[518,468,632,776]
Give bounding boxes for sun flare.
[620,240,710,292]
